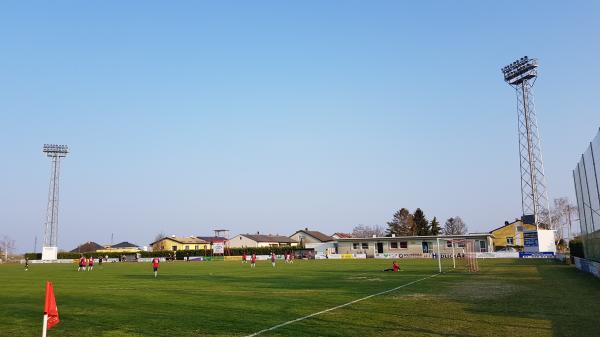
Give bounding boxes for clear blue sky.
[1,1,599,253]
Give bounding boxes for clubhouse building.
[336,233,494,258]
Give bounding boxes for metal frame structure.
[502,56,550,229]
[42,144,69,250]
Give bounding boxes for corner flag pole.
[42,314,48,337]
[436,238,441,273]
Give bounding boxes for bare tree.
[0,236,16,262]
[443,217,468,235]
[352,224,386,238]
[154,232,166,242]
[544,197,578,239]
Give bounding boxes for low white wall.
[30,259,74,264]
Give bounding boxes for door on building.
[422,242,429,253]
[479,240,486,252]
[376,242,384,254]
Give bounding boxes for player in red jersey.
[271,252,276,267]
[242,252,247,264]
[152,257,160,277]
[78,256,86,271]
[251,253,256,268]
[384,261,400,272]
[88,256,95,271]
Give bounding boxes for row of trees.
[353,196,577,239]
[386,208,467,236]
[352,208,467,238]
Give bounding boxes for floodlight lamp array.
[43,144,69,156]
[501,56,538,85]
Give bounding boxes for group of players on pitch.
[77,256,103,271]
[149,252,296,278]
[73,252,399,278]
[240,251,295,268]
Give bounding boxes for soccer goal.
[432,238,480,273]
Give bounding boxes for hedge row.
[24,246,303,260]
[569,239,584,258]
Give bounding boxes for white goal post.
[434,238,479,273]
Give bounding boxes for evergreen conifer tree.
[430,217,441,236]
[413,208,430,236]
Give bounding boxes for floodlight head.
[502,56,538,85]
[43,144,69,157]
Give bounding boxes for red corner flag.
[44,281,60,330]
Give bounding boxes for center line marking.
[245,273,441,337]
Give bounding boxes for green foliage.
[413,208,430,236]
[430,217,441,236]
[386,208,414,236]
[569,238,584,258]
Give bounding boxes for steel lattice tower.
[42,144,69,249]
[502,56,550,229]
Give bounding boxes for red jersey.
[82,258,88,266]
[242,253,247,261]
[251,254,256,263]
[89,258,94,266]
[271,253,276,262]
[152,258,160,268]
[79,257,85,265]
[393,262,399,272]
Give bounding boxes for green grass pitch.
[1,259,599,336]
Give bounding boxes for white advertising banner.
[212,243,225,254]
[375,253,432,259]
[41,246,58,261]
[476,252,520,259]
[137,257,166,263]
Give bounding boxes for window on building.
[185,245,189,250]
[390,242,398,249]
[400,241,408,249]
[507,237,514,245]
[458,242,465,248]
[479,240,486,252]
[447,241,453,248]
[160,245,164,250]
[352,242,359,249]
[516,225,523,232]
[195,245,199,250]
[172,246,178,251]
[361,242,369,249]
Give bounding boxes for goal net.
[433,238,479,273]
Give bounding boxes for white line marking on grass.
[245,273,440,337]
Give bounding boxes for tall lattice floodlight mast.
[41,144,69,260]
[502,57,550,229]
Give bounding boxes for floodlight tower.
[42,144,69,260]
[502,57,550,229]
